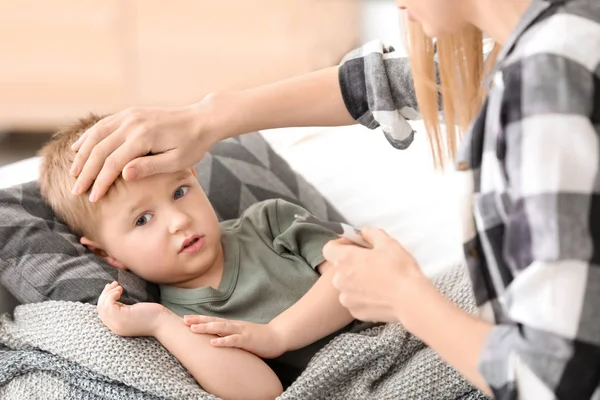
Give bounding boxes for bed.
[0,125,481,400]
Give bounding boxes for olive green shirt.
[160,199,348,381]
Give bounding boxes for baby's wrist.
[266,322,288,355]
[150,306,176,338]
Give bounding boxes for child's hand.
[183,315,286,359]
[97,282,169,337]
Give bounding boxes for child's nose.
[169,209,192,233]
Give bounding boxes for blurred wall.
[0,0,361,132]
[362,0,403,47]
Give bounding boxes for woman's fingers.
[323,239,369,266]
[71,113,121,152]
[122,151,181,181]
[360,227,398,249]
[87,131,152,201]
[71,104,215,202]
[72,133,127,198]
[71,117,121,178]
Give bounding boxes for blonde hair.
[39,114,110,238]
[407,23,501,168]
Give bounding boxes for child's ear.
[79,237,128,271]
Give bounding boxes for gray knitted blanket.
[0,265,489,400]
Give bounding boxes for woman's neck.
[466,0,534,45]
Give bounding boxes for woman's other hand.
[323,227,429,324]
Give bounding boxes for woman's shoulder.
[494,0,600,115]
[505,1,600,71]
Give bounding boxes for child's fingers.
[100,285,123,306]
[190,321,240,336]
[183,315,226,325]
[108,286,123,302]
[98,285,109,303]
[98,282,117,305]
[210,334,243,348]
[100,282,119,296]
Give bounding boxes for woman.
[70,0,600,398]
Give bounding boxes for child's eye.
[135,213,153,227]
[174,186,189,200]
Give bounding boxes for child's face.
[81,169,222,286]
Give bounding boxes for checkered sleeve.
[338,39,494,150]
[478,45,600,398]
[338,40,421,149]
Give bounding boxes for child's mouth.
[180,236,205,254]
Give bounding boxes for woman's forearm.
[399,278,493,396]
[154,311,282,400]
[205,66,356,141]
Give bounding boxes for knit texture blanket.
[0,264,489,400]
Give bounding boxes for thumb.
[360,227,392,248]
[123,152,180,181]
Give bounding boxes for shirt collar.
[484,0,553,86]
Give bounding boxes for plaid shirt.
[339,0,600,398]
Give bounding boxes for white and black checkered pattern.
[339,0,600,398]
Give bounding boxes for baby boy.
[39,114,364,400]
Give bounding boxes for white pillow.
[0,159,35,312]
[0,157,41,189]
[0,158,42,311]
[260,124,464,277]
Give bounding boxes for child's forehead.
[138,169,194,187]
[103,169,194,204]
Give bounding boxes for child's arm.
[184,260,354,357]
[98,282,282,400]
[270,260,353,351]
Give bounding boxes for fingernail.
[127,167,138,180]
[72,183,80,195]
[71,141,78,150]
[70,164,78,176]
[89,192,97,203]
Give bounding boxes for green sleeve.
[271,199,339,270]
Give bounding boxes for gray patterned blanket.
[0,265,488,400]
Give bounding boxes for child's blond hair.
[407,23,501,168]
[39,114,110,238]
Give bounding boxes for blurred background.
[0,0,401,167]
